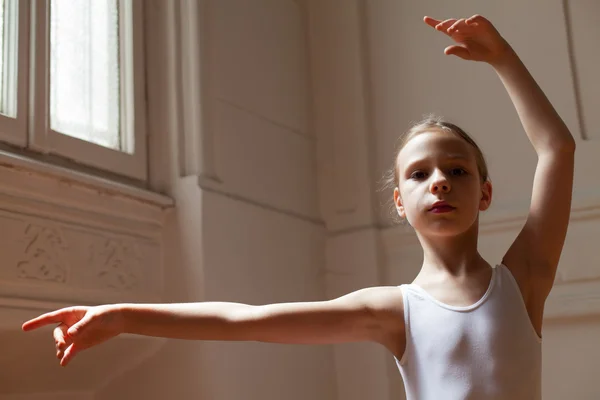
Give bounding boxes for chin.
[415,213,479,237]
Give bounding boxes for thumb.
[67,315,93,338]
[444,45,471,60]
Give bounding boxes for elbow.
[556,130,576,153]
[227,305,264,340]
[539,137,576,157]
[227,304,261,325]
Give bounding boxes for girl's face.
[393,130,492,237]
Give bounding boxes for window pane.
[0,0,18,118]
[50,0,122,151]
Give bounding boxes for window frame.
[0,0,28,146]
[29,0,148,181]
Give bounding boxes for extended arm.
[23,286,404,366]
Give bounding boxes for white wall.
[97,0,336,399]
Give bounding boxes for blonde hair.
[380,115,490,223]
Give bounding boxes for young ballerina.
[22,14,575,399]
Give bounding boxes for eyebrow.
[403,154,470,173]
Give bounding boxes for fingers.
[435,19,458,34]
[447,19,468,35]
[60,343,80,367]
[22,306,90,367]
[53,323,68,346]
[423,16,457,33]
[55,319,87,366]
[425,15,490,32]
[54,324,70,361]
[22,306,87,332]
[22,309,71,331]
[423,16,441,28]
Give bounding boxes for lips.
[429,201,455,212]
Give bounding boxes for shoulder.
[338,286,405,317]
[336,286,406,356]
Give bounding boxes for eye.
[410,171,427,180]
[450,168,467,176]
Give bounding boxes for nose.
[430,170,451,194]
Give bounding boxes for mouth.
[429,201,455,213]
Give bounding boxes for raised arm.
[488,31,575,293]
[424,15,575,298]
[22,287,404,366]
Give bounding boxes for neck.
[415,217,486,277]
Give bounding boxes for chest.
[413,268,494,308]
[408,297,527,370]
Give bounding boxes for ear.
[479,180,492,211]
[393,187,406,218]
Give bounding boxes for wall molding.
[0,151,172,208]
[381,194,600,250]
[0,152,173,231]
[545,279,600,321]
[197,175,324,226]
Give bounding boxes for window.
[0,0,147,180]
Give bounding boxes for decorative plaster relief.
[0,213,159,299]
[88,238,141,291]
[17,224,68,283]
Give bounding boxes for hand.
[423,15,512,65]
[22,305,124,367]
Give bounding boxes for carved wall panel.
[0,211,162,303]
[17,224,69,284]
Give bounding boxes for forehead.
[397,130,476,170]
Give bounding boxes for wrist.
[489,41,519,70]
[108,303,133,334]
